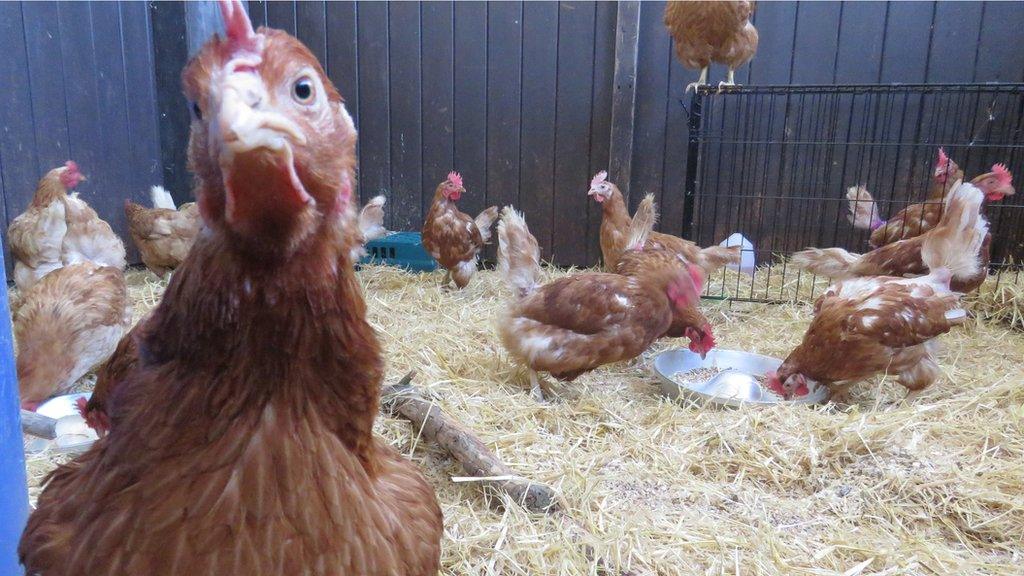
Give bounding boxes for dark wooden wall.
[2,1,1023,270]
[0,1,162,266]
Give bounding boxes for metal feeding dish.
[651,348,828,407]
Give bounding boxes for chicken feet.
[685,66,709,93]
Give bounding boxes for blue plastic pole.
[0,252,28,573]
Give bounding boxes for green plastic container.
[358,232,437,272]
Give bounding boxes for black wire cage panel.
[684,84,1024,303]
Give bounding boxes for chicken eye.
[293,78,314,103]
[189,101,202,121]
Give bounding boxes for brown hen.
[421,171,498,289]
[793,181,991,293]
[20,2,442,574]
[847,149,1013,248]
[125,186,202,278]
[664,0,758,91]
[496,205,703,400]
[588,170,739,273]
[770,184,989,402]
[14,261,130,411]
[614,195,717,358]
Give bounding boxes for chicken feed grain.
[19,264,1024,575]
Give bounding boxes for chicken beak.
[212,60,313,226]
[216,62,307,155]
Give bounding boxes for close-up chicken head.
[587,170,614,202]
[764,367,810,400]
[182,0,356,255]
[974,163,1014,201]
[684,322,717,360]
[58,160,86,190]
[442,171,465,201]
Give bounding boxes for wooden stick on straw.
[21,410,58,440]
[380,370,562,514]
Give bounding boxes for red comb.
[75,397,89,419]
[219,0,257,48]
[590,170,608,188]
[65,160,78,173]
[992,163,1012,186]
[447,171,463,188]
[934,148,956,179]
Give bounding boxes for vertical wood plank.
[551,2,596,266]
[149,0,192,203]
[879,2,935,83]
[325,2,359,124]
[388,2,422,231]
[629,1,670,213]
[266,0,296,35]
[607,1,639,196]
[485,2,523,218]
[295,0,326,66]
[90,1,136,247]
[120,1,164,199]
[745,1,797,84]
[453,2,489,228]
[927,1,984,83]
[518,2,559,258]
[0,1,35,251]
[420,2,454,219]
[57,1,103,204]
[974,1,1024,82]
[789,2,842,84]
[834,2,887,83]
[586,0,617,264]
[21,2,70,174]
[356,1,389,204]
[661,50,688,239]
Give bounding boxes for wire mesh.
[686,84,1024,303]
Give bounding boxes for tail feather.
[475,206,500,243]
[696,245,741,274]
[790,247,860,278]
[358,195,388,243]
[626,194,658,251]
[846,185,881,230]
[922,181,988,278]
[497,207,541,298]
[150,185,176,210]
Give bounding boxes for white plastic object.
[720,232,755,276]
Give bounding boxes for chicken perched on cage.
[664,0,759,92]
[7,161,127,291]
[793,180,991,293]
[614,195,717,359]
[769,183,988,403]
[421,171,499,289]
[14,261,130,411]
[847,149,1013,248]
[496,203,703,400]
[588,170,740,272]
[20,2,443,574]
[125,186,202,278]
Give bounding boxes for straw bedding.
[22,265,1024,575]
